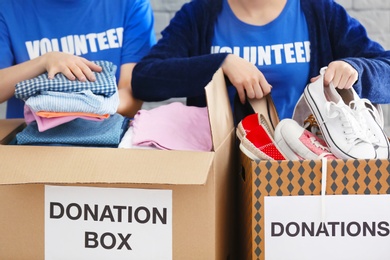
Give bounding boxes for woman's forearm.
[0,56,46,103]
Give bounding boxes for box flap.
[205,69,234,150]
[0,119,25,144]
[0,146,214,185]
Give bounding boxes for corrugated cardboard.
[0,119,25,145]
[239,152,390,260]
[0,68,239,259]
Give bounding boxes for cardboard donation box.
[0,69,239,260]
[239,152,390,260]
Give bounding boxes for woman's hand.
[310,61,358,89]
[42,52,102,81]
[221,54,272,104]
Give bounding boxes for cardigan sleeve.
[325,0,390,103]
[343,55,390,104]
[132,0,229,103]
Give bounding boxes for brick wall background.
[1,0,389,133]
[150,0,390,50]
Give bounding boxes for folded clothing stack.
[14,60,125,147]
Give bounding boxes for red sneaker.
[239,124,286,161]
[236,94,279,141]
[236,113,259,141]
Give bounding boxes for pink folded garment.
[24,105,104,132]
[131,102,212,151]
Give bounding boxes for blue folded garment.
[16,113,129,147]
[25,89,119,115]
[15,60,117,100]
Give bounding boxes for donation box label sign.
[264,194,390,260]
[45,185,172,260]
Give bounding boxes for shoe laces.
[304,131,335,159]
[356,98,383,125]
[349,99,381,145]
[307,135,330,152]
[324,101,371,145]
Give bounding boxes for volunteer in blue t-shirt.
[131,0,390,121]
[0,0,156,119]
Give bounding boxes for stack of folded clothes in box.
[14,60,129,147]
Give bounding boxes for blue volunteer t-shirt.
[0,0,156,118]
[212,0,310,119]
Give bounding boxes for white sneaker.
[303,67,376,159]
[274,119,337,160]
[338,88,390,159]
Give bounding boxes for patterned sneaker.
[274,119,337,160]
[239,124,286,161]
[236,113,276,141]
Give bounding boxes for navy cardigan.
[132,0,390,107]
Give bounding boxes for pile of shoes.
[303,67,389,159]
[236,66,390,160]
[237,110,337,161]
[274,118,337,160]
